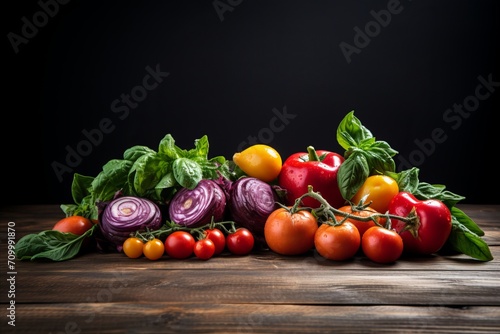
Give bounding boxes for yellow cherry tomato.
[143,238,165,260]
[351,175,399,213]
[232,144,282,182]
[122,237,144,259]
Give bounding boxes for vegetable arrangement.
[16,111,493,263]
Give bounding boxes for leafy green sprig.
[336,111,493,261]
[61,134,235,221]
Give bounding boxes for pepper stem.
[307,146,320,162]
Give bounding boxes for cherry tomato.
[194,239,216,260]
[361,226,403,263]
[205,228,226,255]
[314,222,360,261]
[52,216,94,236]
[335,205,386,237]
[226,228,254,255]
[122,237,144,259]
[264,207,318,255]
[165,231,195,259]
[143,238,165,260]
[351,175,399,213]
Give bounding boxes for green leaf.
[451,206,484,236]
[188,135,210,158]
[15,234,48,261]
[337,152,370,201]
[92,159,133,202]
[368,140,398,157]
[336,111,374,150]
[363,147,396,174]
[446,218,493,261]
[131,153,169,196]
[123,145,156,162]
[173,158,203,189]
[413,182,465,207]
[158,134,181,159]
[388,167,420,194]
[16,226,96,262]
[71,173,94,204]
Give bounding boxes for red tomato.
[165,231,195,259]
[204,228,226,255]
[314,222,360,261]
[264,207,318,255]
[143,238,165,261]
[194,239,216,260]
[361,226,403,263]
[226,228,254,255]
[389,192,452,255]
[52,216,94,236]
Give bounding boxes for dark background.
[3,0,499,206]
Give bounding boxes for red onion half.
[168,179,227,227]
[228,177,279,237]
[100,196,162,247]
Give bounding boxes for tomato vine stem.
[132,219,238,242]
[291,186,418,228]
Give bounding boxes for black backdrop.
[4,0,499,206]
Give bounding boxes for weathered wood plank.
[12,267,500,306]
[7,241,500,273]
[7,303,500,334]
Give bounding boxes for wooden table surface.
[1,204,499,333]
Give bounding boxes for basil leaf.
[158,134,181,159]
[189,135,210,158]
[337,152,370,201]
[446,218,493,262]
[363,147,396,174]
[123,145,156,162]
[131,153,169,196]
[387,167,420,193]
[336,111,373,149]
[92,159,133,202]
[16,226,96,262]
[71,173,94,204]
[173,158,203,189]
[413,182,465,207]
[451,206,484,236]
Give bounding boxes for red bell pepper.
[388,191,452,255]
[278,146,345,208]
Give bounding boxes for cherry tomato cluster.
[123,227,254,261]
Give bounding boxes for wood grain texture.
[1,205,499,333]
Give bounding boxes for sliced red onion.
[168,179,227,227]
[228,177,279,237]
[100,196,162,247]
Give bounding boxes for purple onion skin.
[168,179,227,227]
[228,177,279,237]
[100,196,162,248]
